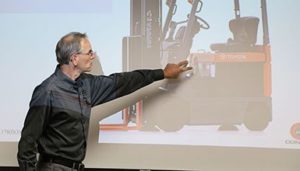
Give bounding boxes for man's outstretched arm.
[89,60,192,106]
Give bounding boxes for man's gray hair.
[55,32,87,65]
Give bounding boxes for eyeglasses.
[77,50,96,57]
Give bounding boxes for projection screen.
[0,0,300,170]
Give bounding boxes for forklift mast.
[126,0,162,69]
[125,0,205,69]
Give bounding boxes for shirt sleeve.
[17,86,51,171]
[89,69,164,107]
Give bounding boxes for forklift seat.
[229,16,259,45]
[210,17,260,52]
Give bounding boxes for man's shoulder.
[29,74,56,106]
[34,73,57,93]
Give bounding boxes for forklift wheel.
[155,96,189,132]
[244,102,270,131]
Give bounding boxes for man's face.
[75,38,95,73]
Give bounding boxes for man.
[17,32,192,171]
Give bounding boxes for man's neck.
[60,64,81,81]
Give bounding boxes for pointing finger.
[177,60,188,67]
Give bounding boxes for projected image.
[0,0,300,152]
[100,0,271,132]
[1,0,300,170]
[98,0,300,150]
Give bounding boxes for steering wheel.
[195,15,210,29]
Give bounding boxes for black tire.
[154,96,189,132]
[244,102,271,131]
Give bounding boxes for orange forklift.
[100,0,272,131]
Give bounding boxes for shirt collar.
[54,65,81,85]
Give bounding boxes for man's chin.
[85,66,93,72]
[85,68,92,72]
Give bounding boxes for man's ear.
[70,54,78,66]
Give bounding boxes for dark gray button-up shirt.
[17,66,164,171]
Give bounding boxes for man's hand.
[163,60,192,79]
